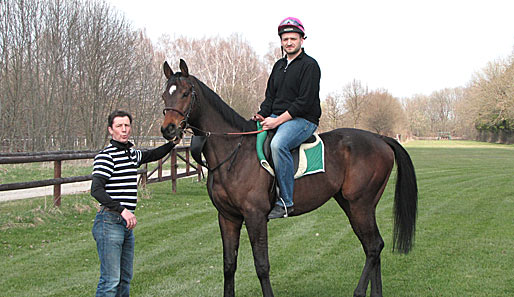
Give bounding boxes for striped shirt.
[92,143,142,212]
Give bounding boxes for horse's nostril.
[161,124,177,140]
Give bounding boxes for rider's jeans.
[270,115,317,207]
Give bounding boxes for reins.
[190,131,245,173]
[188,125,264,137]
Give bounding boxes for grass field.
[1,140,513,296]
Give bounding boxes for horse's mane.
[193,76,256,132]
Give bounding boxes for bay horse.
[160,59,418,297]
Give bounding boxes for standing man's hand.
[121,208,137,229]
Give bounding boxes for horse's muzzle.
[161,123,182,141]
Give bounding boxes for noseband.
[163,82,197,129]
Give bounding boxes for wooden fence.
[0,146,203,206]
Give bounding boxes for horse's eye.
[183,91,189,97]
[168,85,177,95]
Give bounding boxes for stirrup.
[278,197,290,217]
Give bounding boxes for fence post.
[185,147,190,175]
[197,164,202,182]
[140,163,148,188]
[171,150,177,193]
[53,160,61,207]
[158,159,163,181]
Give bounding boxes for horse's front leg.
[218,213,243,297]
[244,212,274,297]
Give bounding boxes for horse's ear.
[179,59,189,77]
[163,61,173,79]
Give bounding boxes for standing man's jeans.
[270,115,318,207]
[92,209,134,297]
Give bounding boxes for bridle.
[162,80,197,131]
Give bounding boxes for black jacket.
[258,49,321,125]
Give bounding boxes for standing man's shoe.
[268,204,294,219]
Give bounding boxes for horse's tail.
[382,136,418,254]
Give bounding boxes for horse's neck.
[192,82,253,167]
[193,81,244,134]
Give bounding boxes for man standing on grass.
[91,110,177,296]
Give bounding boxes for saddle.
[262,129,316,173]
[256,122,324,179]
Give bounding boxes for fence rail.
[0,146,203,206]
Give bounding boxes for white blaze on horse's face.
[168,85,177,95]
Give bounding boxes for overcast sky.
[107,0,514,99]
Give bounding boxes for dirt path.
[0,181,92,202]
[0,169,199,203]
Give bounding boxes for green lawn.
[0,140,513,296]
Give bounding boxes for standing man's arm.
[139,141,177,165]
[90,175,137,229]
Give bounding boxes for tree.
[454,87,478,139]
[403,88,462,137]
[319,93,344,132]
[404,95,431,136]
[342,79,369,128]
[158,34,268,119]
[0,0,166,151]
[122,31,166,146]
[263,41,282,72]
[429,88,462,134]
[468,56,514,134]
[362,90,405,136]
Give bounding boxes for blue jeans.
[92,209,134,297]
[270,115,317,207]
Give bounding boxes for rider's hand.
[251,114,265,122]
[261,117,281,130]
[261,112,292,130]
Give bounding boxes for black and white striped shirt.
[92,142,142,212]
[91,139,175,213]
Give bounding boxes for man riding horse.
[252,17,322,219]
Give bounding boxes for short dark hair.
[108,110,133,127]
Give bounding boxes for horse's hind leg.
[334,193,384,297]
[218,213,243,297]
[348,208,384,297]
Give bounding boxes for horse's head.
[161,59,196,141]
